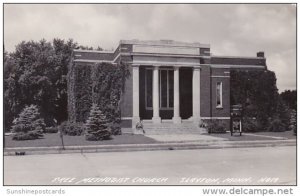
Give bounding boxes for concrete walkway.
[146,133,227,142]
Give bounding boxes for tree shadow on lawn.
[4,133,158,148]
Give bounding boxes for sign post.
[230,104,243,136]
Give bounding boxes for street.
[4,146,296,185]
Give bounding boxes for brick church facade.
[69,39,266,132]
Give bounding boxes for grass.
[4,129,296,148]
[4,133,159,148]
[208,130,296,141]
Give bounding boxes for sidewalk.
[4,138,296,156]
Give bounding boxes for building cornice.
[132,61,201,67]
[131,52,210,59]
[120,39,210,48]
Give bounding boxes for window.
[160,69,174,109]
[145,68,174,110]
[145,68,153,109]
[216,82,223,108]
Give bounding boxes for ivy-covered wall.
[68,61,129,123]
[68,62,93,122]
[230,69,286,130]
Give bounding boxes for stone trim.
[211,55,265,59]
[132,52,208,58]
[211,75,230,78]
[73,49,114,54]
[206,64,266,69]
[73,59,116,64]
[112,52,131,62]
[121,117,133,120]
[132,61,201,67]
[201,117,230,120]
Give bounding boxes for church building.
[69,39,266,133]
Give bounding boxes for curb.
[4,139,296,156]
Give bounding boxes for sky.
[4,4,296,92]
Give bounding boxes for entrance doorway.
[139,67,193,120]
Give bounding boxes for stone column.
[172,66,181,124]
[192,66,201,123]
[152,65,161,123]
[132,65,140,128]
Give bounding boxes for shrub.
[291,124,297,135]
[276,99,291,130]
[12,132,41,140]
[11,105,45,140]
[290,109,296,135]
[106,104,122,135]
[267,118,286,132]
[59,121,83,136]
[207,120,227,134]
[242,118,259,132]
[84,104,112,141]
[45,126,59,133]
[230,70,279,131]
[199,120,208,128]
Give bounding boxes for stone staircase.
[142,120,207,135]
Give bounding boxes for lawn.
[207,130,296,141]
[4,133,159,148]
[4,130,295,148]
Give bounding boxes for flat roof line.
[74,49,114,54]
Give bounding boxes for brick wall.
[200,48,210,56]
[200,65,211,117]
[211,57,266,66]
[211,68,230,118]
[74,51,114,61]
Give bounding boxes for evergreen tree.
[11,105,45,140]
[85,104,111,141]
